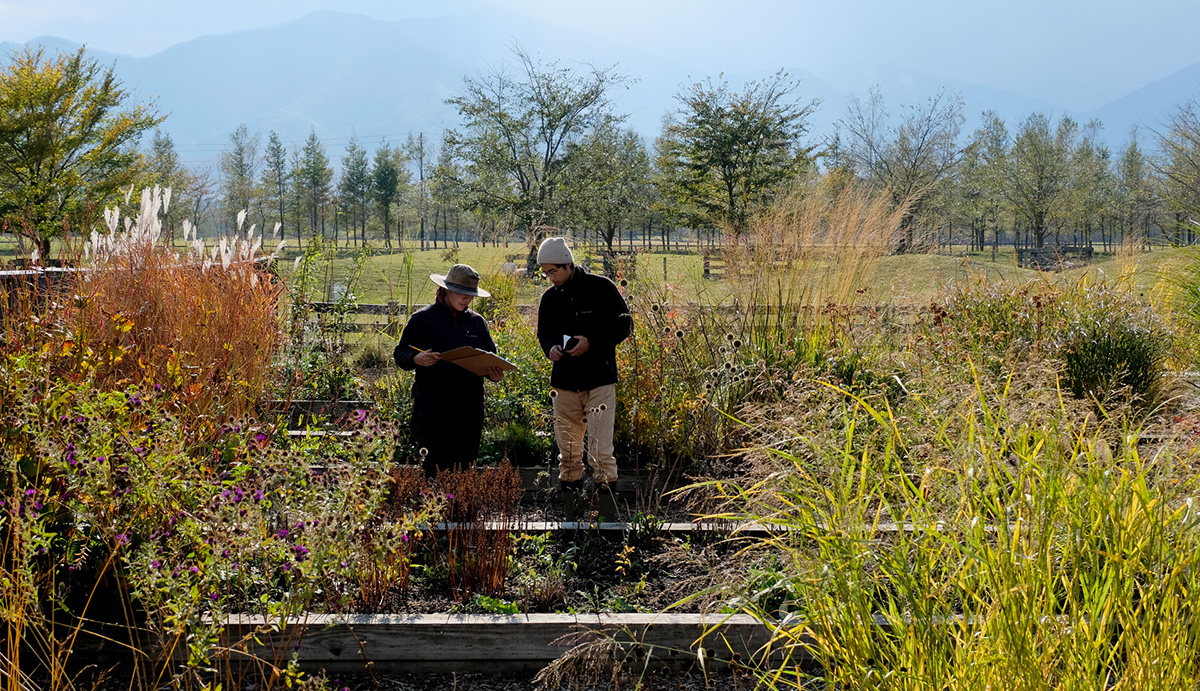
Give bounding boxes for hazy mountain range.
[4,9,1199,171]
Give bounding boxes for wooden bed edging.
[207,612,789,673]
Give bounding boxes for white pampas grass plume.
[273,222,281,238]
[162,187,172,214]
[237,209,247,232]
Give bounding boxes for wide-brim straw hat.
[430,263,491,298]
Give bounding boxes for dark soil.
[325,669,761,690]
[349,522,748,616]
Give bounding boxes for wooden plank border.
[208,612,782,673]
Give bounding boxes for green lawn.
[4,233,1185,309]
[274,240,1174,308]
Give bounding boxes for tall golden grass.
[74,189,283,424]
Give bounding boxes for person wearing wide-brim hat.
[394,264,504,477]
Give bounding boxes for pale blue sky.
[2,0,1198,110]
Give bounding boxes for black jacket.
[394,301,496,427]
[537,267,632,392]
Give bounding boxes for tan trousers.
[551,384,617,482]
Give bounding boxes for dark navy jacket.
[394,301,496,428]
[537,267,632,392]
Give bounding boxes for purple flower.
[25,489,35,497]
[276,528,289,539]
[221,549,231,558]
[209,592,219,601]
[292,544,310,561]
[150,560,162,569]
[354,408,368,423]
[255,432,268,443]
[401,533,410,543]
[253,489,264,502]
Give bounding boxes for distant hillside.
[1087,62,1200,144]
[4,10,1199,169]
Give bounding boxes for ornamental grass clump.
[698,377,1200,690]
[73,187,283,426]
[618,176,906,470]
[929,272,1178,410]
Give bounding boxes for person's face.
[540,263,573,287]
[446,291,474,312]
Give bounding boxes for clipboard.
[438,346,518,376]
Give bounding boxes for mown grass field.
[263,239,1179,307]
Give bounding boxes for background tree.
[260,130,290,244]
[1004,113,1075,248]
[656,70,817,237]
[430,133,465,246]
[1157,97,1200,245]
[446,46,624,254]
[0,46,163,258]
[563,118,652,250]
[1114,131,1158,248]
[832,87,969,251]
[406,132,434,249]
[339,134,371,248]
[218,123,261,231]
[293,129,332,241]
[1063,120,1111,248]
[953,113,1011,251]
[371,140,406,250]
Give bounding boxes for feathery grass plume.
[616,175,907,475]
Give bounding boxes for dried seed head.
[549,390,558,399]
[419,447,428,457]
[674,330,684,339]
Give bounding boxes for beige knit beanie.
[536,237,574,265]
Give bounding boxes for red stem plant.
[435,464,524,601]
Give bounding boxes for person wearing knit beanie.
[537,236,574,266]
[536,236,632,519]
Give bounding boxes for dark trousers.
[413,407,484,478]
